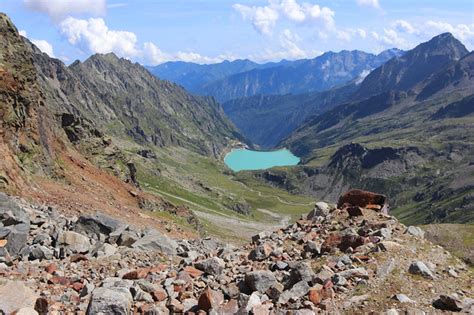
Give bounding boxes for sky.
[1,0,473,65]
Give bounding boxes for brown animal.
[337,189,389,214]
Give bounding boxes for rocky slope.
[34,49,244,158]
[0,190,472,314]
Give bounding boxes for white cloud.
[356,0,381,9]
[336,30,351,42]
[24,0,106,21]
[372,28,409,48]
[394,20,417,34]
[19,30,27,37]
[233,0,335,35]
[143,42,168,65]
[250,29,321,61]
[424,21,474,43]
[233,4,279,35]
[59,17,140,58]
[357,28,367,38]
[32,39,55,57]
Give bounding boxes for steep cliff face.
[0,13,56,192]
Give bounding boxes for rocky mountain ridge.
[0,190,472,314]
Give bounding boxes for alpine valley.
[0,10,473,315]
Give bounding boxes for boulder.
[57,231,91,253]
[0,194,30,257]
[433,294,464,311]
[245,270,277,293]
[0,281,37,314]
[249,243,272,261]
[408,261,435,280]
[337,189,389,214]
[278,280,310,304]
[86,287,133,315]
[306,202,330,220]
[75,212,125,240]
[393,294,415,303]
[131,230,178,255]
[405,226,424,238]
[198,287,224,312]
[194,257,225,275]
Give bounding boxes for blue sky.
[1,0,473,65]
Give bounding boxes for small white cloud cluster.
[355,0,381,10]
[233,0,335,35]
[18,29,56,58]
[371,19,474,50]
[60,17,140,58]
[24,0,106,21]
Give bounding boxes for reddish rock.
[151,288,167,302]
[337,189,389,214]
[308,288,321,305]
[71,281,85,292]
[220,300,238,314]
[70,254,88,263]
[320,287,335,300]
[45,263,56,274]
[48,276,70,286]
[183,266,204,278]
[167,298,184,313]
[339,234,366,252]
[198,287,224,312]
[346,206,364,217]
[321,234,342,253]
[122,268,150,280]
[149,264,168,273]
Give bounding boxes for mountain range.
[148,49,403,102]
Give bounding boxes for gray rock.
[405,226,424,238]
[251,231,272,243]
[245,270,277,293]
[117,230,140,247]
[75,212,125,240]
[249,243,272,261]
[29,245,53,260]
[195,257,225,275]
[278,280,310,304]
[377,258,396,279]
[131,230,178,255]
[337,267,369,279]
[307,202,330,220]
[408,261,435,280]
[0,193,30,226]
[303,241,321,256]
[0,281,37,314]
[288,262,315,287]
[80,283,95,298]
[393,294,415,303]
[86,287,133,315]
[57,231,91,253]
[4,223,30,257]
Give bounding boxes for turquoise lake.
[224,149,300,172]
